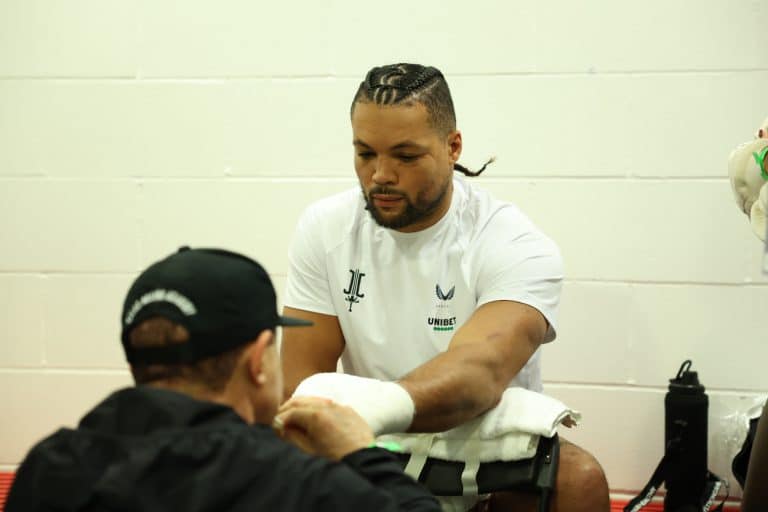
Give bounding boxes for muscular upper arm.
[448,300,548,391]
[280,306,345,399]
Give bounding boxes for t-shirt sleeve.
[283,205,337,316]
[474,209,564,342]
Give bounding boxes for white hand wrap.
[293,373,415,435]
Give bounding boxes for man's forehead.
[351,102,437,144]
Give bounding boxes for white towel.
[379,387,580,463]
[473,387,580,439]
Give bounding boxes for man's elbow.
[483,351,536,407]
[468,369,508,414]
[486,378,508,410]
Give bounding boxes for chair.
[395,434,560,512]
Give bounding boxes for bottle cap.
[669,360,705,392]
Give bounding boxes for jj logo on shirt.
[343,269,366,312]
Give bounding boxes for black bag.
[732,414,761,489]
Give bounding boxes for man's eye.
[357,152,375,159]
[397,155,419,162]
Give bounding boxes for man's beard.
[362,180,450,230]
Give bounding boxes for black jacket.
[6,387,439,512]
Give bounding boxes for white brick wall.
[1,0,766,499]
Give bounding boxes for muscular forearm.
[397,300,546,432]
[398,342,526,432]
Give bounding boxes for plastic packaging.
[709,395,767,497]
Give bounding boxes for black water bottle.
[664,360,709,511]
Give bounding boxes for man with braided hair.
[281,63,609,511]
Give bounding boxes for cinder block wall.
[1,0,766,498]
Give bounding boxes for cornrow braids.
[353,63,454,130]
[352,63,494,177]
[403,66,442,93]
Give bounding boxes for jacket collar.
[79,386,243,435]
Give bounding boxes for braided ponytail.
[454,157,496,177]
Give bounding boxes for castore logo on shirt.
[435,284,455,301]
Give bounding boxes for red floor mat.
[610,498,741,511]
[0,472,14,511]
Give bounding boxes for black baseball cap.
[121,247,311,365]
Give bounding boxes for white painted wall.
[1,0,766,499]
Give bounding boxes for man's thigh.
[482,438,609,512]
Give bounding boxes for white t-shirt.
[284,175,563,391]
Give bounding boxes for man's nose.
[372,158,397,185]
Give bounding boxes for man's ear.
[447,130,463,164]
[245,330,274,386]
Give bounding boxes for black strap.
[624,447,728,512]
[623,448,670,512]
[702,471,728,512]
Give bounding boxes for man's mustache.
[367,186,406,197]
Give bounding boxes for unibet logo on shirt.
[428,284,456,331]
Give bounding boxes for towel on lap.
[379,387,580,463]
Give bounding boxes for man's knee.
[562,441,607,487]
[557,440,609,510]
[486,441,609,512]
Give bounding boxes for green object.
[753,146,768,180]
[368,441,403,452]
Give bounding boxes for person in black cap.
[6,247,440,512]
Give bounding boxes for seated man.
[6,247,441,512]
[281,63,609,511]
